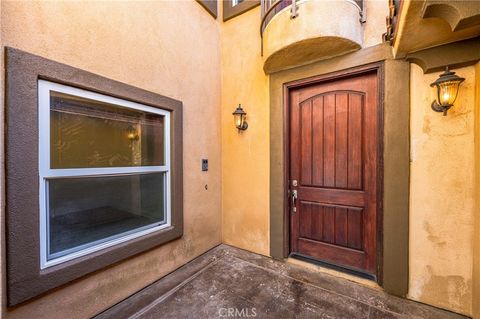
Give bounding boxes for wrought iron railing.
[383,0,401,44]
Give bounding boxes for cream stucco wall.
[1,0,479,317]
[363,0,389,48]
[473,61,480,319]
[220,6,270,256]
[0,1,221,318]
[408,64,476,316]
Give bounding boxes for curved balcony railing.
[260,0,296,39]
[260,0,366,72]
[260,0,365,40]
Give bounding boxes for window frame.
[223,0,260,21]
[38,80,172,269]
[196,0,218,18]
[5,47,183,306]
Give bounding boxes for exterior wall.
[363,0,390,47]
[0,1,221,318]
[473,61,480,319]
[221,0,478,314]
[220,0,387,258]
[1,0,478,317]
[220,7,270,255]
[408,64,476,316]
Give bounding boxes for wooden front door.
[289,70,380,278]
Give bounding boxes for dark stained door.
[289,71,380,277]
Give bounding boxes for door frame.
[282,62,385,284]
[269,47,410,297]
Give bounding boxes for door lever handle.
[291,189,298,213]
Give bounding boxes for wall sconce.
[232,104,248,131]
[430,66,464,116]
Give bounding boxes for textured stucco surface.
[363,0,389,48]
[474,61,480,319]
[1,0,479,318]
[220,7,270,256]
[0,1,221,318]
[408,64,476,316]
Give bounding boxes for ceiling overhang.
[393,0,480,57]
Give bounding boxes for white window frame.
[38,80,171,269]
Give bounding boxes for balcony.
[261,0,365,73]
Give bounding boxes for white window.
[38,80,171,269]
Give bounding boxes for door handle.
[291,189,298,213]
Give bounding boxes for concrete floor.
[96,245,469,319]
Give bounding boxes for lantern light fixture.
[430,66,465,116]
[232,104,248,131]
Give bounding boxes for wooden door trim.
[282,62,385,283]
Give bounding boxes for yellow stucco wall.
[220,1,478,315]
[0,1,222,318]
[474,61,480,319]
[220,7,270,256]
[219,0,387,258]
[408,64,476,316]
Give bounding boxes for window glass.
[232,0,244,5]
[48,173,166,260]
[50,91,165,168]
[39,80,171,268]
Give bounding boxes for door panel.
[298,202,364,250]
[298,92,364,190]
[289,72,379,277]
[323,95,336,187]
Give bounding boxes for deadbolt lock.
[292,180,298,187]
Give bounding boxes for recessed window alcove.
[5,47,183,306]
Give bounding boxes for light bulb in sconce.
[232,104,248,131]
[430,66,465,116]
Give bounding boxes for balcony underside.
[393,0,480,56]
[262,0,363,74]
[264,36,361,74]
